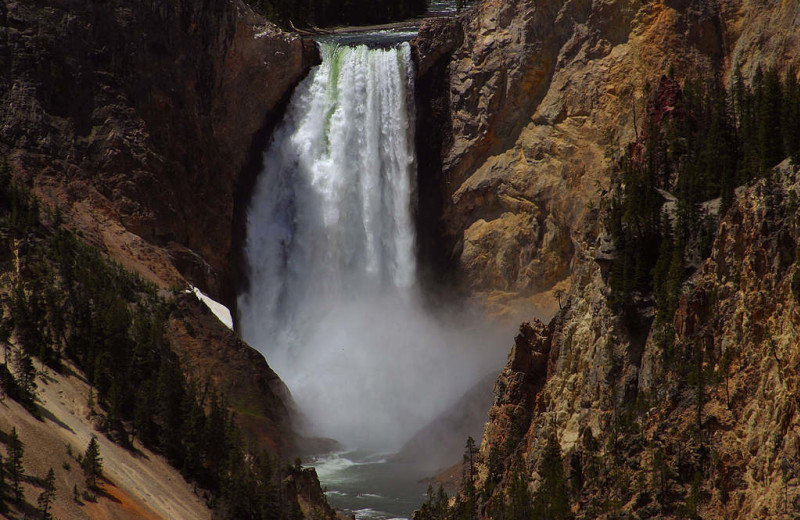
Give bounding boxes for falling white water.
[238,42,505,451]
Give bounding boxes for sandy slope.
[0,358,211,520]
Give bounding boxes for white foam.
[312,453,365,481]
[353,509,409,520]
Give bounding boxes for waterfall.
[239,42,503,450]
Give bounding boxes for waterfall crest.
[239,42,502,449]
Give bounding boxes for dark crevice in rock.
[412,19,464,299]
[227,40,320,325]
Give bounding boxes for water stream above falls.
[238,37,506,519]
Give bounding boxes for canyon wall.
[0,0,319,461]
[468,164,800,518]
[414,0,800,518]
[0,0,317,303]
[414,0,800,314]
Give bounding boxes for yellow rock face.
[417,1,800,516]
[416,0,800,315]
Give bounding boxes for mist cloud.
[238,42,513,451]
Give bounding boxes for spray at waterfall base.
[239,42,508,463]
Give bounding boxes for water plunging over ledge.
[238,39,505,519]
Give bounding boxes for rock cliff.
[0,0,320,450]
[413,0,800,313]
[0,0,330,515]
[460,163,800,519]
[0,0,317,303]
[168,292,296,452]
[413,0,800,518]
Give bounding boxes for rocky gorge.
[410,0,800,518]
[1,0,800,518]
[448,161,800,519]
[1,0,318,302]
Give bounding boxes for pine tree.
[82,435,103,489]
[783,67,800,163]
[37,467,56,520]
[205,390,230,480]
[758,67,784,170]
[6,426,24,504]
[180,381,206,477]
[416,484,449,520]
[156,356,187,464]
[506,455,532,520]
[456,436,480,520]
[531,435,569,520]
[665,239,685,320]
[133,382,157,445]
[0,452,6,513]
[653,219,674,322]
[435,485,449,519]
[12,346,36,406]
[463,435,478,499]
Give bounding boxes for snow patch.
[254,27,272,39]
[190,287,233,330]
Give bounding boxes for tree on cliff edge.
[6,427,24,504]
[455,436,480,520]
[507,455,532,520]
[37,468,56,520]
[531,435,570,520]
[82,436,103,490]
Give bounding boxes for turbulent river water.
[311,450,434,519]
[239,26,505,520]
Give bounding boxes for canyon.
[1,0,800,518]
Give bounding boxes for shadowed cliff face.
[168,292,297,453]
[0,0,324,466]
[0,0,317,303]
[413,0,800,315]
